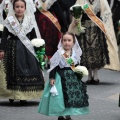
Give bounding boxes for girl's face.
[14,1,26,17]
[62,34,74,51]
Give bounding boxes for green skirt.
[38,72,89,116]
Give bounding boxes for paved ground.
[0,69,120,120]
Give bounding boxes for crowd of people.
[0,0,120,120]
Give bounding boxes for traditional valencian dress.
[35,0,68,59]
[0,12,44,100]
[77,0,110,70]
[38,38,89,116]
[69,0,120,71]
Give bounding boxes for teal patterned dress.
[38,66,89,116]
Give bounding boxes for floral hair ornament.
[31,38,47,70]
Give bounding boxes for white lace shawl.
[4,15,34,36]
[35,0,56,10]
[25,0,41,38]
[47,48,81,72]
[5,0,41,38]
[0,0,5,24]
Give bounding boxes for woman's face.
[14,1,26,18]
[62,34,74,51]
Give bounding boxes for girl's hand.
[50,79,55,86]
[0,51,4,60]
[71,19,79,28]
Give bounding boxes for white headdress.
[58,35,82,57]
[5,0,41,38]
[48,35,82,72]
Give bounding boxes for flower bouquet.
[117,20,120,45]
[31,38,46,70]
[70,4,84,33]
[74,65,88,80]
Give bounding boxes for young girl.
[38,32,89,120]
[0,0,44,104]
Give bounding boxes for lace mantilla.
[4,15,34,36]
[48,48,80,72]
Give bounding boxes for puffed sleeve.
[49,66,58,79]
[28,28,37,40]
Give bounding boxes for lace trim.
[3,39,44,91]
[58,69,89,108]
[77,21,110,69]
[4,15,34,36]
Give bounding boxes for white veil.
[47,35,82,72]
[7,0,41,38]
[58,36,82,57]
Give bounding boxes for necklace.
[17,17,24,25]
[65,50,72,58]
[15,14,24,25]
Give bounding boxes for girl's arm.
[49,66,58,86]
[0,27,9,59]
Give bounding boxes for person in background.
[68,0,120,85]
[38,32,89,120]
[58,0,76,27]
[0,0,44,104]
[35,0,68,63]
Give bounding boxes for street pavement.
[0,69,120,120]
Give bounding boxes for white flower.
[0,24,4,31]
[31,38,45,47]
[74,65,88,76]
[70,4,83,11]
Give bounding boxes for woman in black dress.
[0,0,44,104]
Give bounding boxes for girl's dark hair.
[62,32,75,43]
[13,0,26,9]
